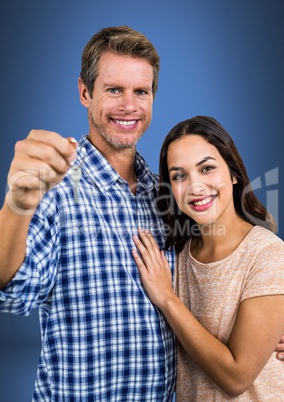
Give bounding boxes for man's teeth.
[193,196,214,206]
[115,120,136,126]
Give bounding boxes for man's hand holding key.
[6,130,77,214]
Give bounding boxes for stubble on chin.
[89,112,150,149]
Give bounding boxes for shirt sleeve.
[0,195,60,316]
[241,239,284,302]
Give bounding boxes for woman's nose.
[188,181,207,195]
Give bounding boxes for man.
[0,26,283,401]
[0,25,176,401]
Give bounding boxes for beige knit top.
[174,226,284,401]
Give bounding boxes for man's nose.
[119,92,138,114]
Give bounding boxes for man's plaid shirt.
[0,135,176,401]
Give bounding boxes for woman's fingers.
[132,229,174,308]
[132,229,161,269]
[131,248,148,275]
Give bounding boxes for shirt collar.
[76,135,157,193]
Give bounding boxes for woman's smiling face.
[167,134,237,227]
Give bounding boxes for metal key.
[71,165,82,204]
[70,144,86,204]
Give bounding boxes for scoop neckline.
[187,225,259,267]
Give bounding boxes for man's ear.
[78,78,91,107]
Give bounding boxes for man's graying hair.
[80,26,160,98]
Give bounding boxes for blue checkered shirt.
[0,135,176,401]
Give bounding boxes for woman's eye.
[172,173,186,181]
[201,165,215,173]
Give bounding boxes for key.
[71,165,82,204]
[70,144,86,204]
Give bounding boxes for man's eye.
[135,90,147,95]
[108,88,120,94]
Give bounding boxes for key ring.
[77,143,87,165]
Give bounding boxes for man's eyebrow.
[102,82,152,91]
[103,82,121,88]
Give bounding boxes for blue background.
[0,1,283,400]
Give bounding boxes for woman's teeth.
[193,196,214,206]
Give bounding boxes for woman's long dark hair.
[158,116,276,253]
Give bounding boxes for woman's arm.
[132,228,284,397]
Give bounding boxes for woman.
[132,116,284,400]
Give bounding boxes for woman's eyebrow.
[168,166,184,173]
[196,156,216,167]
[168,156,216,173]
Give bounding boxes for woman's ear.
[232,175,238,184]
